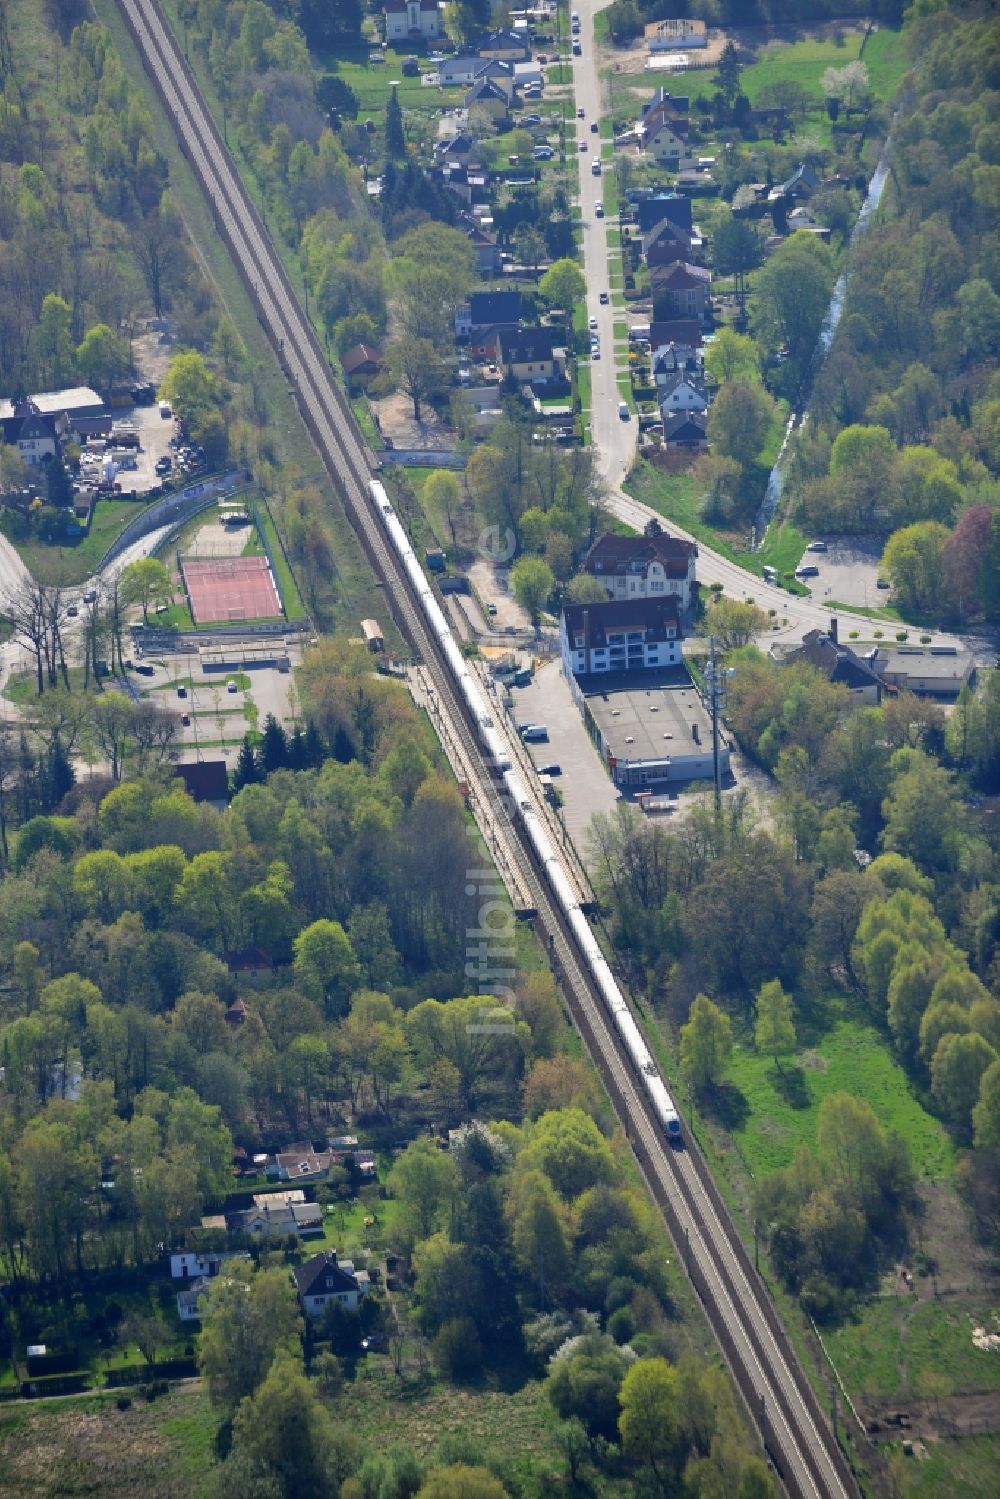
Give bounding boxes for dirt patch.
[915,1180,1000,1301]
[800,1051,830,1071]
[862,1391,1000,1445]
[132,317,181,387]
[370,390,455,451]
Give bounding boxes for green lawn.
[722,1010,954,1183]
[254,499,306,620]
[14,500,149,586]
[317,46,464,124]
[903,1434,1000,1499]
[680,29,907,112]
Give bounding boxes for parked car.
[523,113,541,124]
[83,589,97,604]
[538,763,561,776]
[486,601,497,615]
[795,564,820,578]
[135,663,155,676]
[577,106,585,118]
[572,38,581,54]
[177,685,187,698]
[876,577,891,589]
[599,290,609,303]
[579,140,587,152]
[806,540,828,552]
[594,200,604,217]
[522,725,549,743]
[227,679,238,693]
[591,121,598,133]
[588,315,598,329]
[534,146,554,160]
[66,604,78,617]
[181,713,191,726]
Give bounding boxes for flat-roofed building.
[582,670,730,788]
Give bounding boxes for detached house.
[652,262,711,321]
[584,531,698,612]
[635,193,693,239]
[467,223,503,277]
[455,289,523,339]
[294,1253,370,1317]
[658,372,708,420]
[478,28,531,60]
[384,0,441,43]
[561,596,683,680]
[498,326,564,384]
[774,625,884,705]
[768,163,821,203]
[639,104,690,166]
[662,411,708,451]
[465,76,511,122]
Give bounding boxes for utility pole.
[704,636,732,819]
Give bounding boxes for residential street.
[568,6,992,656]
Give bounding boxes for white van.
[618,401,630,420]
[591,157,601,175]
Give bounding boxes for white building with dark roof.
[584,531,698,611]
[293,1252,370,1317]
[561,595,683,680]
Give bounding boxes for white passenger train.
[372,480,683,1146]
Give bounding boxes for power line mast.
[704,636,732,818]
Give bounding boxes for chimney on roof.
[829,617,838,644]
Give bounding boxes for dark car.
[135,663,155,676]
[539,763,561,776]
[177,685,187,698]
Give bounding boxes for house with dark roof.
[498,326,564,384]
[584,531,698,611]
[477,28,531,60]
[649,318,702,351]
[646,228,691,270]
[561,595,683,679]
[652,262,711,321]
[768,163,821,203]
[640,88,690,120]
[652,341,703,382]
[455,289,523,338]
[293,1252,370,1316]
[662,411,708,451]
[466,222,503,276]
[465,76,511,121]
[635,194,693,238]
[773,624,883,704]
[384,0,441,44]
[639,105,690,165]
[342,344,383,384]
[439,54,492,87]
[657,372,708,420]
[174,760,230,804]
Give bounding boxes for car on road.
[594,200,604,216]
[806,540,827,552]
[177,685,187,697]
[591,157,601,175]
[486,601,497,615]
[599,290,609,303]
[618,401,630,420]
[572,38,581,54]
[181,713,191,726]
[538,763,561,776]
[66,604,78,617]
[591,346,601,359]
[83,589,97,604]
[522,724,549,743]
[523,113,541,124]
[590,121,598,132]
[135,664,155,676]
[794,564,820,578]
[876,576,891,589]
[227,679,238,693]
[577,106,585,118]
[579,140,587,151]
[588,315,598,329]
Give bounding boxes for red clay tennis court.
[181,556,283,624]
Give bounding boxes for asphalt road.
[568,11,994,658]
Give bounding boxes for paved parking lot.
[508,657,620,862]
[133,645,301,763]
[797,536,888,609]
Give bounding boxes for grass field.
[824,1298,1000,1402]
[721,1006,955,1183]
[14,500,149,587]
[0,1387,216,1499]
[902,1434,1000,1499]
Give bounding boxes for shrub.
[874,630,883,639]
[433,1316,482,1379]
[849,630,859,639]
[607,1306,635,1345]
[920,634,931,644]
[116,1396,132,1411]
[896,631,908,642]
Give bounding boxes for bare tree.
[9,580,49,694]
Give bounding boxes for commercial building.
[580,671,730,789]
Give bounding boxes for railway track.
[117,6,859,1495]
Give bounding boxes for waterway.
[754,152,893,541]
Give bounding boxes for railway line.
[117,5,858,1494]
